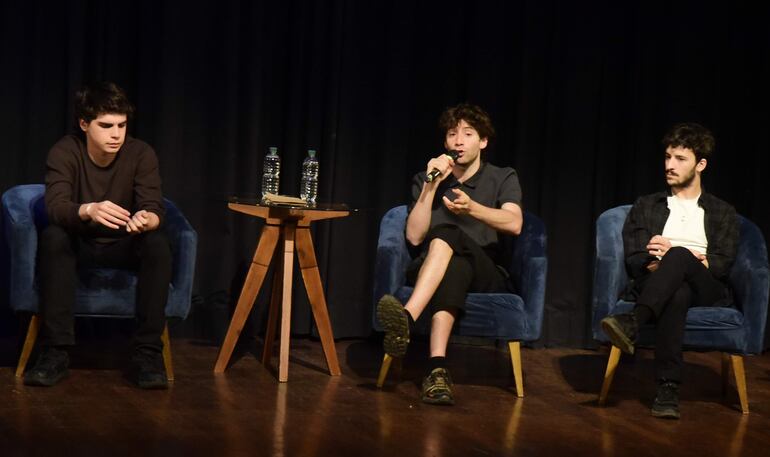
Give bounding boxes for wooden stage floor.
[1,336,769,456]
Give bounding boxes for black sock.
[633,304,654,326]
[427,356,446,374]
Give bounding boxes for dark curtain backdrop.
[2,0,768,347]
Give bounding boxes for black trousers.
[635,247,729,382]
[38,224,172,352]
[406,224,509,315]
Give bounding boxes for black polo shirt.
[408,162,522,254]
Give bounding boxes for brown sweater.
[45,134,165,241]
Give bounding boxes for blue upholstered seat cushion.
[608,300,747,352]
[61,268,179,316]
[395,286,530,339]
[610,301,744,330]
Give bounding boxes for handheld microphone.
[424,150,459,183]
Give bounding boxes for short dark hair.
[438,103,496,141]
[74,81,135,124]
[662,122,715,162]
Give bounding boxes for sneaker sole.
[651,407,680,419]
[137,380,169,390]
[421,394,455,405]
[377,295,410,358]
[601,318,635,355]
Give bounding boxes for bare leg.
[404,238,453,320]
[429,310,457,357]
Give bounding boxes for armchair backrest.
[592,204,769,354]
[591,205,632,337]
[731,214,770,353]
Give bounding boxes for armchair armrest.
[591,206,630,339]
[162,198,197,318]
[730,216,770,354]
[372,206,411,330]
[2,185,45,313]
[507,211,548,341]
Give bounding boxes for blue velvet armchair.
[372,205,547,396]
[1,184,197,381]
[592,205,769,413]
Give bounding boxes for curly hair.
[438,103,495,141]
[662,122,715,162]
[74,81,135,124]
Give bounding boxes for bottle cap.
[308,149,316,158]
[269,147,278,155]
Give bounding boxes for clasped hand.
[645,235,706,272]
[86,200,153,233]
[646,235,672,258]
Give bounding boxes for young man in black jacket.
[602,123,738,419]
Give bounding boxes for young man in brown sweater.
[24,82,172,389]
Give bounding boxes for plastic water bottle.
[300,149,319,205]
[261,146,280,200]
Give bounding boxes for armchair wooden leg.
[730,354,749,414]
[598,345,621,406]
[721,352,731,398]
[376,354,393,388]
[16,315,41,378]
[508,341,524,398]
[161,323,174,382]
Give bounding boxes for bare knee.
[431,309,457,327]
[427,237,452,255]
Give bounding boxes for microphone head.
[446,149,459,160]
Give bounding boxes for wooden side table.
[214,200,350,382]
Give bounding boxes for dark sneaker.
[24,347,70,387]
[377,294,410,358]
[130,349,168,390]
[651,381,680,419]
[600,313,638,355]
[422,367,454,405]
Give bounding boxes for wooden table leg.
[278,222,297,382]
[295,226,341,376]
[214,224,280,373]
[262,246,284,365]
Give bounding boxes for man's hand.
[646,235,672,257]
[426,153,455,184]
[126,210,159,233]
[687,248,706,261]
[688,248,709,268]
[442,188,472,215]
[81,200,131,229]
[646,235,709,268]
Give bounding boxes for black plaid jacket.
[622,191,739,283]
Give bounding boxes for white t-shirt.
[661,194,708,257]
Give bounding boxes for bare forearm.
[468,201,522,235]
[406,183,437,245]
